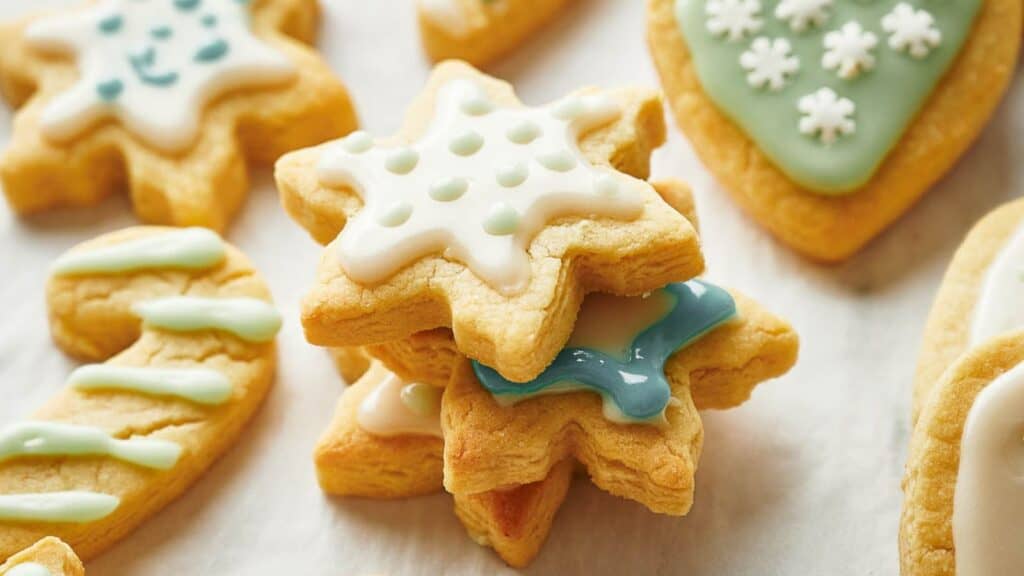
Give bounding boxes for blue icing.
[96,78,124,101]
[201,14,218,28]
[150,25,173,40]
[129,46,179,86]
[473,280,738,422]
[174,0,202,11]
[98,14,123,34]
[194,38,229,63]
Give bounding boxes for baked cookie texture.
[0,227,279,562]
[901,332,1024,576]
[276,61,703,384]
[646,0,1021,261]
[417,0,574,67]
[912,198,1024,424]
[0,0,356,231]
[0,538,84,576]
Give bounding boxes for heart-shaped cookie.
[648,0,1021,261]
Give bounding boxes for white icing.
[317,79,645,295]
[25,0,295,152]
[954,362,1024,575]
[971,224,1024,346]
[705,0,763,42]
[356,368,443,438]
[774,0,831,32]
[880,3,942,59]
[822,21,878,80]
[0,491,120,523]
[739,37,799,91]
[6,563,52,576]
[797,87,855,145]
[0,421,182,470]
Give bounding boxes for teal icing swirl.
[194,38,229,63]
[98,14,123,34]
[473,280,737,422]
[150,25,173,40]
[129,46,179,86]
[96,78,124,101]
[174,0,202,11]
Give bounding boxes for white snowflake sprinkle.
[774,0,832,32]
[822,21,878,79]
[706,0,763,42]
[798,87,855,145]
[881,3,941,59]
[740,37,799,91]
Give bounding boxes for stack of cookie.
[276,61,799,566]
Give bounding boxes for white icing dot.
[385,148,419,175]
[428,177,468,202]
[460,94,495,116]
[377,201,413,227]
[482,203,520,236]
[594,174,619,197]
[507,120,541,144]
[341,130,373,154]
[449,129,484,156]
[551,97,584,121]
[536,149,577,172]
[495,163,528,187]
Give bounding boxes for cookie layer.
[0,538,83,576]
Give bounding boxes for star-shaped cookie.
[276,61,703,383]
[0,0,356,231]
[0,537,84,576]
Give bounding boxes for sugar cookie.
[0,538,83,576]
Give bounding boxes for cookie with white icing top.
[647,0,1020,261]
[276,61,703,384]
[0,226,281,562]
[417,0,574,67]
[901,199,1024,575]
[0,0,356,231]
[0,538,83,576]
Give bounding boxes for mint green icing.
[674,0,981,193]
[482,203,520,236]
[0,422,181,470]
[6,562,52,576]
[132,297,282,343]
[68,364,233,405]
[51,227,225,276]
[0,491,120,524]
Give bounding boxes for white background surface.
[1,1,1021,574]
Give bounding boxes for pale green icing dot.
[68,364,233,406]
[150,25,173,40]
[51,227,225,276]
[448,129,484,156]
[428,177,468,202]
[674,0,981,193]
[96,78,124,101]
[132,297,282,343]
[460,94,495,116]
[384,148,419,175]
[552,97,584,121]
[377,201,413,227]
[495,163,528,188]
[7,562,52,576]
[98,14,123,34]
[194,38,229,63]
[506,120,541,144]
[0,421,182,470]
[594,174,619,197]
[0,491,120,524]
[341,130,373,154]
[400,383,442,417]
[482,203,520,236]
[536,149,577,172]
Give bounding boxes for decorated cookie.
[647,0,1021,261]
[901,199,1024,575]
[0,227,281,562]
[0,538,83,576]
[0,0,356,231]
[417,0,574,67]
[276,61,704,383]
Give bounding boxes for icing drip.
[51,227,225,275]
[954,362,1024,575]
[357,369,443,438]
[318,78,645,295]
[0,421,181,470]
[473,280,737,423]
[133,296,282,343]
[25,0,295,152]
[6,563,52,576]
[971,224,1024,346]
[0,491,120,523]
[68,364,233,405]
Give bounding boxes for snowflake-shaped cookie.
[740,37,799,91]
[705,0,763,42]
[774,0,832,32]
[822,21,878,79]
[798,87,855,144]
[316,78,647,295]
[881,3,942,59]
[24,0,295,152]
